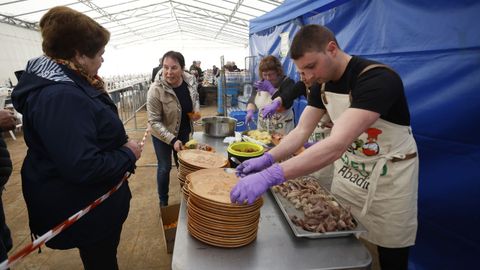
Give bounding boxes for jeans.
[152,135,187,206]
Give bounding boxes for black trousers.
[78,226,122,270]
[378,246,410,270]
[198,85,206,105]
[0,189,12,262]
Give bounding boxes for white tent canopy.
[0,0,283,81]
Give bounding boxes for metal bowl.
[201,116,237,137]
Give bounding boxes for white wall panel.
[0,23,249,82]
[102,40,249,77]
[0,23,42,86]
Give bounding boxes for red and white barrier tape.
[0,129,149,270]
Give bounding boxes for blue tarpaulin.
[249,0,480,269]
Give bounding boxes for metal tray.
[270,180,367,239]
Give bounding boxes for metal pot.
[201,116,237,137]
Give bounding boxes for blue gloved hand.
[245,109,254,124]
[231,163,286,204]
[260,99,281,118]
[254,80,276,95]
[236,152,274,177]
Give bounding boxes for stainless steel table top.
[192,132,229,155]
[172,132,372,270]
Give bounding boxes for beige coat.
[147,70,200,144]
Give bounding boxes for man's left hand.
[230,163,286,205]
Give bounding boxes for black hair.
[162,51,185,69]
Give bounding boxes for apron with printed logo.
[309,113,334,178]
[309,113,332,142]
[322,65,419,247]
[254,90,294,135]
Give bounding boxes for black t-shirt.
[307,56,410,126]
[173,81,193,141]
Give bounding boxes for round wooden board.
[188,187,263,212]
[187,212,258,236]
[178,150,228,169]
[188,199,260,223]
[187,206,259,228]
[188,194,262,217]
[187,223,258,248]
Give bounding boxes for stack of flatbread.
[178,149,228,200]
[187,168,263,248]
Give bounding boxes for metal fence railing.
[108,79,150,130]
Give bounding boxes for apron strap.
[391,152,417,162]
[358,64,392,77]
[322,64,392,106]
[360,157,387,216]
[321,83,328,104]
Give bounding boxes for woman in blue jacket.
[12,6,141,270]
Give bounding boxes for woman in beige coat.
[147,51,200,207]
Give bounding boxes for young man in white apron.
[231,24,418,270]
[245,55,306,135]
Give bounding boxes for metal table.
[172,132,372,270]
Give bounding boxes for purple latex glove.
[254,80,276,95]
[261,99,281,118]
[303,141,317,148]
[231,163,286,204]
[245,109,254,124]
[236,152,274,177]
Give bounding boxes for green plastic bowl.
[227,142,264,167]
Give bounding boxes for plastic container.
[227,142,264,168]
[229,110,257,132]
[293,97,308,127]
[243,83,253,97]
[237,97,248,111]
[0,87,9,109]
[217,77,240,114]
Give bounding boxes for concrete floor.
[3,104,219,270]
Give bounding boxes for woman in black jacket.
[12,6,141,269]
[0,109,17,262]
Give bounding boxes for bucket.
[227,142,264,168]
[229,110,257,132]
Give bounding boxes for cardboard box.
[160,203,180,253]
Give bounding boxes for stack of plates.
[177,150,228,200]
[187,168,263,248]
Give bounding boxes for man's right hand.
[0,109,17,131]
[124,140,141,160]
[231,163,286,204]
[236,152,275,177]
